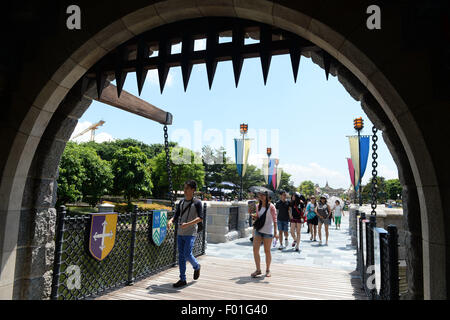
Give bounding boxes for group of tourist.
[167,180,346,287]
[249,190,344,278]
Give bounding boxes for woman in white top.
[332,200,344,229]
[251,191,278,278]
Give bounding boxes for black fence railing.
[50,204,207,300]
[355,210,399,300]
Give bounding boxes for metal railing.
[50,204,207,300]
[355,210,399,300]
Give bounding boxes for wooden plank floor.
[95,255,367,300]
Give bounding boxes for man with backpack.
[167,180,204,288]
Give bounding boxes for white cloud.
[70,121,115,143]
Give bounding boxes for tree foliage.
[385,179,402,200]
[298,180,315,197]
[111,146,153,204]
[150,146,205,198]
[79,147,114,207]
[57,142,86,206]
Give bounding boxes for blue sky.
[72,41,398,189]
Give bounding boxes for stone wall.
[204,201,252,244]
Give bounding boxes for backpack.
[177,198,204,233]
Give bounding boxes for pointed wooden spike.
[181,62,193,92]
[115,47,128,97]
[158,64,169,94]
[289,45,301,83]
[206,59,218,90]
[232,24,245,88]
[259,25,272,85]
[323,51,331,80]
[181,34,194,92]
[206,30,219,90]
[96,69,107,99]
[158,38,172,93]
[136,39,149,95]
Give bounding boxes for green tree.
[81,139,177,162]
[222,163,265,198]
[151,147,205,198]
[385,179,402,200]
[362,176,387,203]
[111,146,153,204]
[298,180,315,197]
[79,147,114,207]
[202,145,228,191]
[56,142,86,206]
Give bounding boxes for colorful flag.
[234,138,251,177]
[262,158,269,184]
[348,136,370,191]
[276,167,283,190]
[347,158,355,187]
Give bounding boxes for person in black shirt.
[275,191,290,250]
[289,192,306,251]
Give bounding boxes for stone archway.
[0,1,446,300]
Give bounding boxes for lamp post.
[239,123,248,200]
[354,117,364,207]
[266,147,272,189]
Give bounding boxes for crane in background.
[71,120,105,142]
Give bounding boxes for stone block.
[93,20,134,52]
[196,0,236,17]
[154,0,203,24]
[121,5,165,35]
[234,0,274,26]
[50,58,87,90]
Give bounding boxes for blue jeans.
[177,235,200,281]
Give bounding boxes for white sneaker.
[319,240,322,245]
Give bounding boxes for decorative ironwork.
[51,206,207,300]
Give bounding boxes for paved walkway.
[94,212,365,300]
[95,256,366,300]
[206,212,357,272]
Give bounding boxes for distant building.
[314,181,346,197]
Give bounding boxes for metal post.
[127,205,138,285]
[387,224,399,300]
[50,205,67,300]
[201,203,207,254]
[358,129,362,207]
[172,207,178,267]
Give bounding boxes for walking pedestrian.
[251,191,278,278]
[306,196,318,241]
[167,180,204,288]
[275,191,290,249]
[332,200,344,229]
[289,192,305,252]
[315,195,332,246]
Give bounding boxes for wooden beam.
[90,83,172,125]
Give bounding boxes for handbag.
[253,205,269,231]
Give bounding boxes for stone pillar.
[12,80,96,299]
[349,204,359,247]
[205,201,251,243]
[97,203,115,213]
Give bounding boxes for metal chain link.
[370,126,379,216]
[163,125,175,211]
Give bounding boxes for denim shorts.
[254,230,273,239]
[277,220,289,232]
